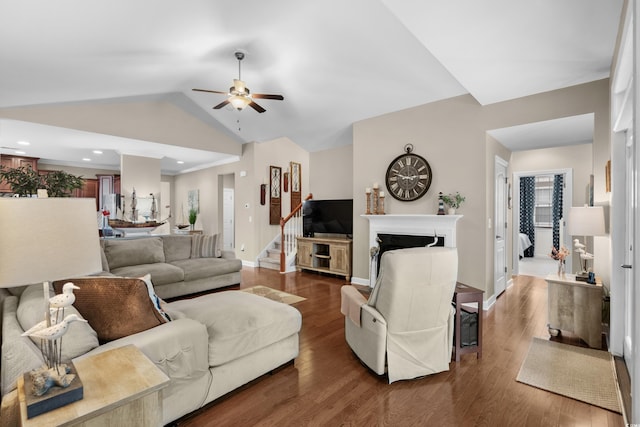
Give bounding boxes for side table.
[453,282,484,362]
[18,345,169,427]
[545,273,604,348]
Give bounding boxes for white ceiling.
[0,0,623,174]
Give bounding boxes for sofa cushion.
[16,283,99,361]
[162,235,192,262]
[110,263,184,286]
[168,290,302,366]
[190,234,221,258]
[103,237,165,270]
[2,296,46,396]
[170,258,242,282]
[54,276,168,343]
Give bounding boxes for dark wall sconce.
[283,172,289,193]
[260,184,266,205]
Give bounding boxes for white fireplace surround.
[362,214,462,286]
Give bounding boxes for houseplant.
[441,192,465,214]
[0,165,83,197]
[188,208,198,230]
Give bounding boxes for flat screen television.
[303,199,353,238]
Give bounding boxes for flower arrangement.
[549,246,570,261]
[550,246,570,275]
[441,192,466,209]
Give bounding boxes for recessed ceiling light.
[17,141,30,146]
[14,150,26,155]
[177,160,185,164]
[82,158,91,162]
[93,150,103,154]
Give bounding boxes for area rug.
[240,286,306,305]
[516,337,621,413]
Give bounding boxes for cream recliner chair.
[341,246,458,383]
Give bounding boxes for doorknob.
[621,264,632,269]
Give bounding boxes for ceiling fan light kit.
[193,51,284,113]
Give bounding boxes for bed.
[519,233,533,258]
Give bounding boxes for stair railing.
[279,193,313,273]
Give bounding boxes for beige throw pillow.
[191,234,221,258]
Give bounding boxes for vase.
[557,260,565,276]
[448,208,456,215]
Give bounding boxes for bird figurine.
[21,308,62,336]
[22,314,87,341]
[573,239,586,250]
[49,282,80,309]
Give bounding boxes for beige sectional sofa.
[0,235,302,425]
[100,235,243,299]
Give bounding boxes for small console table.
[453,282,483,362]
[545,273,604,348]
[18,345,169,427]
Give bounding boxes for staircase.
[258,241,283,271]
[257,193,312,273]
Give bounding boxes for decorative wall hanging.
[290,162,302,210]
[260,184,266,206]
[283,172,289,193]
[269,166,281,225]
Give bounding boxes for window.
[534,175,553,227]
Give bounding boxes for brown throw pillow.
[53,276,168,343]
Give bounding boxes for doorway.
[512,169,573,277]
[494,156,508,298]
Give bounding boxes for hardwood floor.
[176,270,624,427]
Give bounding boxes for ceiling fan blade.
[252,93,284,100]
[249,101,266,113]
[192,88,228,95]
[213,99,231,109]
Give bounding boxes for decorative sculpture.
[20,283,86,396]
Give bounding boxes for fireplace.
[363,214,461,286]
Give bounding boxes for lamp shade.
[567,206,605,236]
[0,198,102,288]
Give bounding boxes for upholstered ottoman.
[168,290,302,368]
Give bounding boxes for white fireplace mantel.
[362,214,462,286]
[363,214,462,248]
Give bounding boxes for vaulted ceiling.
[0,0,624,174]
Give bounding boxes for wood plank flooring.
[175,270,624,427]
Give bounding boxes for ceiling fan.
[193,51,284,113]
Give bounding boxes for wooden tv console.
[296,236,352,282]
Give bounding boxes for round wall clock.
[385,144,432,201]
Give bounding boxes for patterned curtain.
[552,174,564,250]
[519,177,535,257]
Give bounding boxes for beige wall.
[352,79,610,298]
[173,137,310,264]
[309,145,353,199]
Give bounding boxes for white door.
[494,157,508,297]
[223,188,234,250]
[623,129,635,371]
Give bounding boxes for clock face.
[385,153,432,201]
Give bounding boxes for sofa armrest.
[220,250,236,259]
[78,318,210,381]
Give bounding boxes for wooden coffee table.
[18,345,169,427]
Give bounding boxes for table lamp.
[0,198,102,411]
[567,205,605,282]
